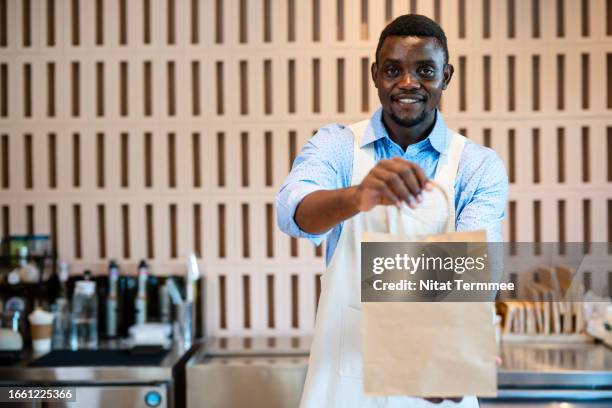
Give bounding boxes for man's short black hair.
[375,14,449,64]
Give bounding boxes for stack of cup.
[29,308,54,355]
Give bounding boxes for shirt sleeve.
[275,124,353,245]
[455,144,509,243]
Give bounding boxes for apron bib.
[300,119,479,408]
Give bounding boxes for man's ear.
[371,61,379,88]
[441,64,454,90]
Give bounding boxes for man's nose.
[397,73,420,89]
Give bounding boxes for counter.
[0,341,197,408]
[187,337,612,408]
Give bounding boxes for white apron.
[300,119,479,408]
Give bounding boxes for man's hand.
[424,397,463,404]
[353,157,430,212]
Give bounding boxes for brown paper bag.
[362,230,498,397]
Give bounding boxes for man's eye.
[385,67,400,77]
[419,67,435,77]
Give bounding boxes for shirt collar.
[361,108,449,155]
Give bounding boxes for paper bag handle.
[384,180,452,235]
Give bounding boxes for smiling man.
[277,14,508,407]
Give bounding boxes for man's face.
[372,36,453,128]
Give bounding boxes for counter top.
[190,336,612,389]
[0,340,196,384]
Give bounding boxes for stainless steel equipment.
[187,338,612,408]
[0,340,195,408]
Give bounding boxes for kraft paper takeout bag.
[361,229,498,398]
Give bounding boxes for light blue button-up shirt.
[276,108,509,265]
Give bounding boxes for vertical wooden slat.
[241,132,249,187]
[361,57,369,112]
[144,61,152,116]
[143,0,151,44]
[287,0,295,41]
[24,133,33,189]
[191,0,199,44]
[337,58,345,113]
[167,62,175,116]
[169,203,177,258]
[507,0,515,38]
[483,55,491,111]
[122,204,130,259]
[458,56,466,111]
[264,60,272,115]
[218,203,226,258]
[216,61,224,114]
[73,133,80,187]
[312,0,320,42]
[119,0,127,45]
[241,203,250,258]
[558,200,566,254]
[97,132,105,188]
[264,131,273,186]
[581,53,589,110]
[121,132,129,188]
[533,200,541,254]
[48,133,56,188]
[219,275,227,329]
[0,64,7,117]
[167,0,175,45]
[557,128,565,183]
[239,0,247,43]
[532,128,540,183]
[47,63,56,117]
[337,0,344,41]
[73,204,82,259]
[192,132,201,187]
[144,132,152,187]
[217,132,225,186]
[581,0,590,37]
[508,129,516,183]
[71,0,80,45]
[266,203,274,257]
[95,0,103,45]
[312,58,320,113]
[532,56,540,111]
[0,0,7,46]
[582,127,590,183]
[97,204,106,258]
[243,275,251,328]
[240,60,248,115]
[291,274,299,328]
[96,62,104,116]
[193,204,201,257]
[49,205,57,253]
[1,134,7,188]
[145,203,154,258]
[288,59,296,113]
[532,0,540,38]
[26,204,34,235]
[215,0,223,43]
[583,199,591,254]
[556,0,565,37]
[71,62,80,117]
[192,61,200,116]
[168,132,176,188]
[267,274,275,328]
[23,64,32,117]
[557,54,565,110]
[507,56,515,111]
[22,0,31,47]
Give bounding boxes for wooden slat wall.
[0,0,611,336]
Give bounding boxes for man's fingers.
[370,179,401,208]
[374,167,411,204]
[381,159,424,201]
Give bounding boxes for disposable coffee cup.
[29,308,54,354]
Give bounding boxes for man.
[277,14,508,407]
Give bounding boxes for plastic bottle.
[135,260,148,325]
[70,281,98,349]
[106,261,120,337]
